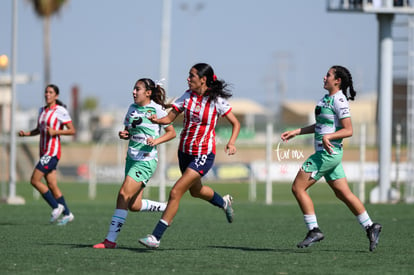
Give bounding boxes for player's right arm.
[18,128,40,137]
[150,108,179,125]
[281,124,316,141]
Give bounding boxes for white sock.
[356,211,373,229]
[140,199,167,212]
[304,214,319,230]
[106,209,128,242]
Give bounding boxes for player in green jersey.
[94,78,176,249]
[281,65,382,252]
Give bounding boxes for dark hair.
[192,63,232,102]
[45,84,67,108]
[137,78,168,108]
[331,65,357,101]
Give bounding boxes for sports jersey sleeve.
[56,106,72,124]
[155,105,170,129]
[172,90,190,113]
[123,105,135,127]
[333,94,351,119]
[216,97,232,116]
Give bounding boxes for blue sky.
[0,0,400,111]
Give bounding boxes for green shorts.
[301,147,345,181]
[125,158,158,186]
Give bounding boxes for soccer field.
[0,182,413,274]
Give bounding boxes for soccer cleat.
[297,227,325,248]
[93,239,117,249]
[57,212,74,226]
[50,204,64,223]
[139,234,160,249]
[366,223,382,251]
[223,194,234,223]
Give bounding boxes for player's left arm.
[147,124,176,146]
[323,97,353,144]
[47,121,76,137]
[323,117,353,141]
[322,117,353,154]
[223,111,240,155]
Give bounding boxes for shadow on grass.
[208,245,369,254]
[41,242,157,253]
[0,222,23,226]
[43,242,369,254]
[208,245,295,253]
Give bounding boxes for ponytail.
[56,99,67,108]
[331,65,357,101]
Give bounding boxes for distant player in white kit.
[19,84,76,225]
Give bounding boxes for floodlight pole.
[7,0,25,204]
[158,0,172,202]
[377,12,394,202]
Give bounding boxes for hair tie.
[213,75,217,81]
[155,78,166,87]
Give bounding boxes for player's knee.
[169,188,184,200]
[128,204,140,212]
[30,178,41,188]
[189,188,201,198]
[291,184,299,196]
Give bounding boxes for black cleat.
[297,227,325,248]
[366,223,382,252]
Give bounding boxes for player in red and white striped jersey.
[139,63,240,249]
[19,84,76,225]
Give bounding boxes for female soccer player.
[93,78,176,249]
[19,84,76,225]
[280,65,382,251]
[139,63,240,249]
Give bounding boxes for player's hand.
[322,135,333,154]
[281,129,299,142]
[149,114,158,123]
[119,130,130,140]
[225,143,237,155]
[147,137,157,146]
[47,127,57,136]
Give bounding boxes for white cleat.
[57,212,74,226]
[50,204,64,223]
[139,234,160,249]
[223,194,234,223]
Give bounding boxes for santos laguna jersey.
[37,104,72,159]
[172,90,232,156]
[123,100,168,161]
[314,91,350,151]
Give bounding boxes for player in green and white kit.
[281,65,382,252]
[94,78,176,249]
